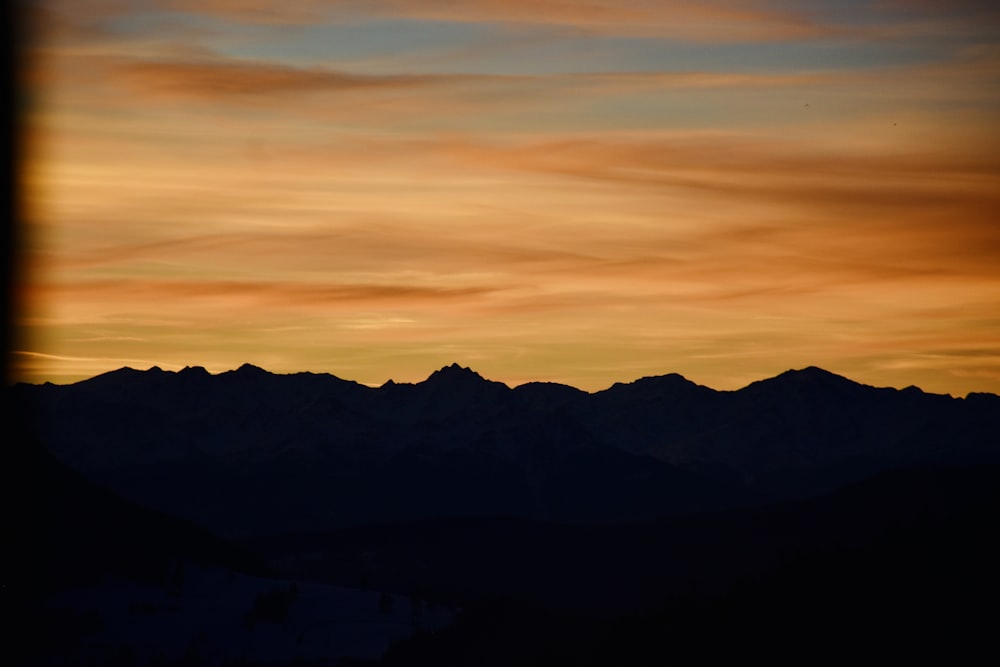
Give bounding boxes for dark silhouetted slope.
[14,364,1000,537]
[368,464,1000,665]
[5,395,272,665]
[14,425,270,596]
[243,463,1000,616]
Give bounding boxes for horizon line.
[14,360,992,399]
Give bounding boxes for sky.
[15,0,1000,394]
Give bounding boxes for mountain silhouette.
[423,362,490,387]
[14,364,1000,537]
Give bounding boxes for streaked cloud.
[161,0,872,41]
[114,59,503,98]
[32,278,502,310]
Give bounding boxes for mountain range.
[13,364,1000,665]
[15,363,1000,537]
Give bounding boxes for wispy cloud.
[114,59,505,98]
[113,57,838,101]
[165,0,860,41]
[13,350,155,363]
[33,278,503,308]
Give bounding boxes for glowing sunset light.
[15,0,1000,394]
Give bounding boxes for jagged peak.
[422,363,508,390]
[425,363,483,381]
[443,362,474,372]
[179,365,210,377]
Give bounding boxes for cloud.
[11,350,169,383]
[113,59,496,98]
[33,278,502,309]
[29,0,910,46]
[65,335,148,342]
[13,349,155,363]
[876,0,999,18]
[27,122,1000,316]
[563,70,835,91]
[156,0,1000,43]
[164,0,860,42]
[421,132,1000,304]
[105,56,838,108]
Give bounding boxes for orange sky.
[15,0,1000,394]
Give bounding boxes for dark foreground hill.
[203,463,999,666]
[367,464,1000,665]
[243,463,1000,617]
[15,433,270,596]
[15,363,1000,537]
[6,412,450,667]
[6,415,269,664]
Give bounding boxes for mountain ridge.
[26,362,991,399]
[14,362,1000,537]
